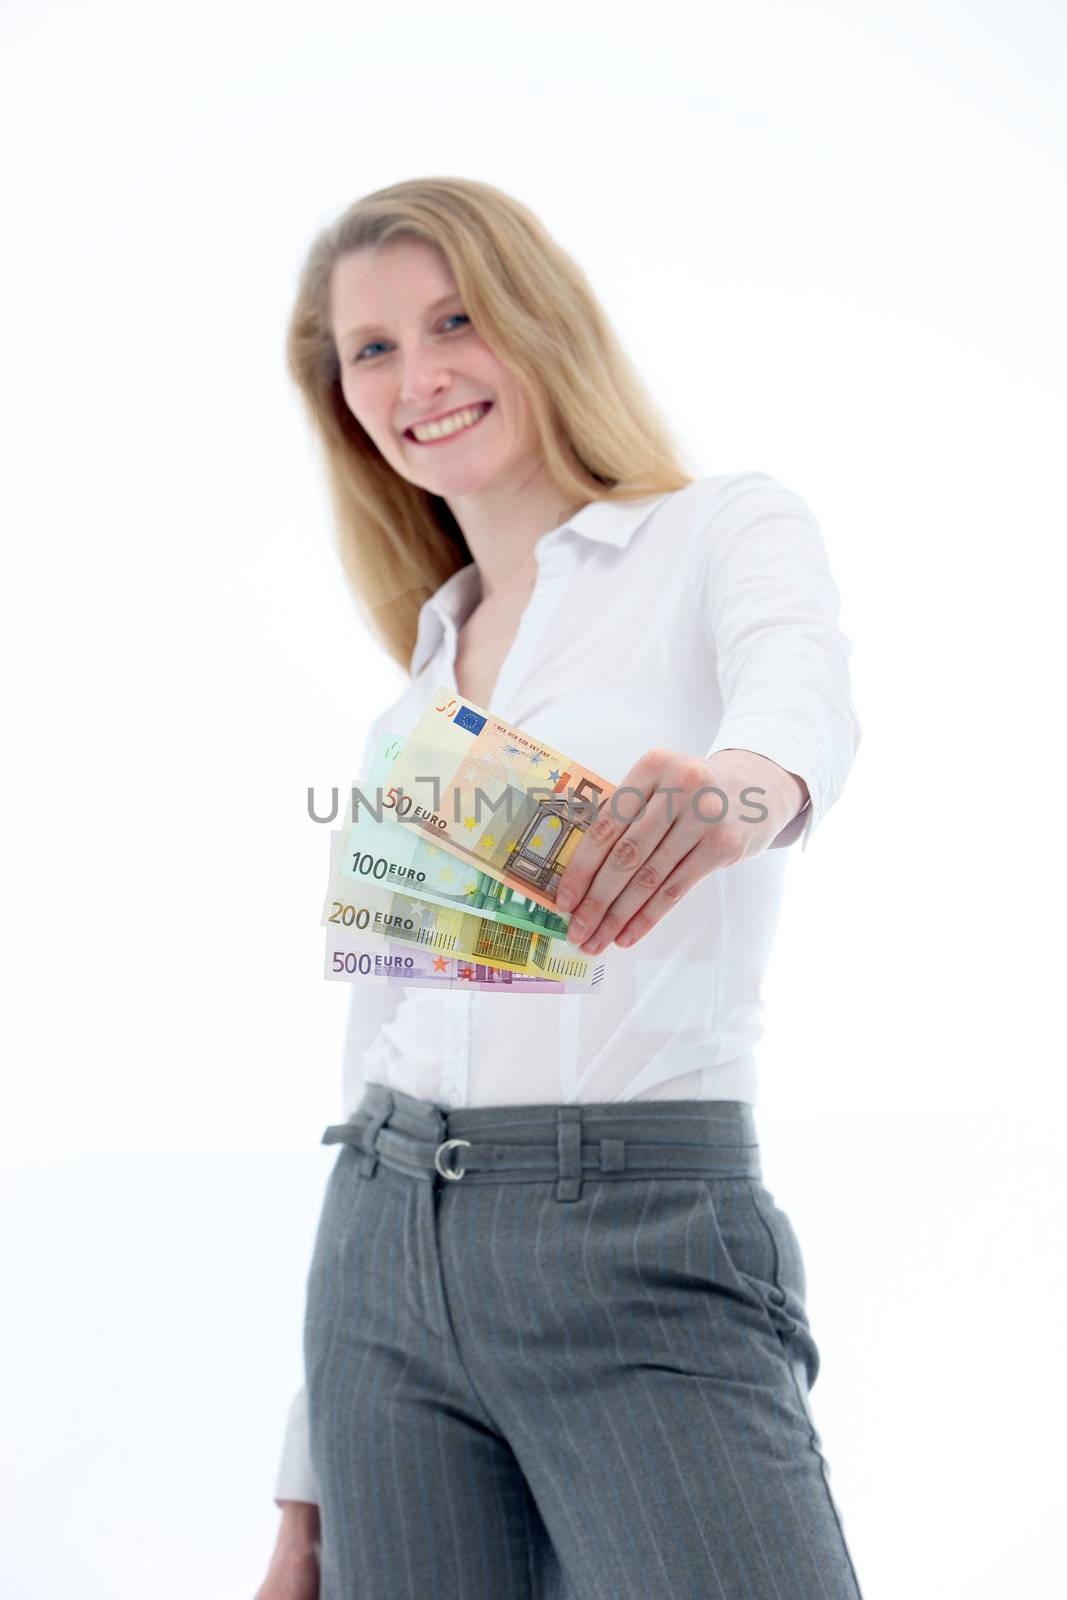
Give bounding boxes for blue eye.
[351,313,470,364]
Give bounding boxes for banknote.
[333,735,572,941]
[376,689,616,914]
[322,831,601,987]
[325,926,606,994]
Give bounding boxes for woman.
[255,176,865,1600]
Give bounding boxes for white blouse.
[274,470,861,1504]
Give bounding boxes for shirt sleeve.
[273,1383,320,1507]
[697,473,861,852]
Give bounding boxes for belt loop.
[556,1107,583,1201]
[599,1138,625,1174]
[357,1091,395,1178]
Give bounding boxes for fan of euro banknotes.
[320,686,619,995]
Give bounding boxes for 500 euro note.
[324,927,606,994]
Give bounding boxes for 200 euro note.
[321,831,602,988]
[378,689,616,915]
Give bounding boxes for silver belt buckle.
[434,1136,471,1180]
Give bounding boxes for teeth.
[411,403,489,442]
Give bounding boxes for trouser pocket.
[701,1176,821,1389]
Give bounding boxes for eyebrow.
[340,292,463,346]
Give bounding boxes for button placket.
[433,535,577,1111]
[491,545,577,722]
[440,989,470,1106]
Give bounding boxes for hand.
[555,747,808,954]
[253,1501,321,1600]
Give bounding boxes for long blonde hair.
[286,176,697,670]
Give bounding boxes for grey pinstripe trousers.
[304,1082,865,1600]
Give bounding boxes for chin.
[420,458,509,497]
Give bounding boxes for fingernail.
[569,918,587,941]
[557,887,576,911]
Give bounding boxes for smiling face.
[329,237,544,499]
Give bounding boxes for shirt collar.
[409,490,674,676]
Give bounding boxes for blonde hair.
[286,176,697,670]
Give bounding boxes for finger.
[556,767,658,916]
[614,829,744,947]
[573,819,698,952]
[566,788,677,947]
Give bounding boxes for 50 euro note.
[333,732,572,941]
[377,689,616,915]
[322,830,602,989]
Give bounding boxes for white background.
[2,1,1064,1594]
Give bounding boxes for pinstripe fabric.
[304,1083,864,1600]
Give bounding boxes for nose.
[397,339,452,408]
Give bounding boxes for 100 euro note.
[377,689,617,915]
[322,830,603,989]
[334,731,572,940]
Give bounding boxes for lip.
[403,400,493,443]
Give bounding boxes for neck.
[446,462,595,603]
